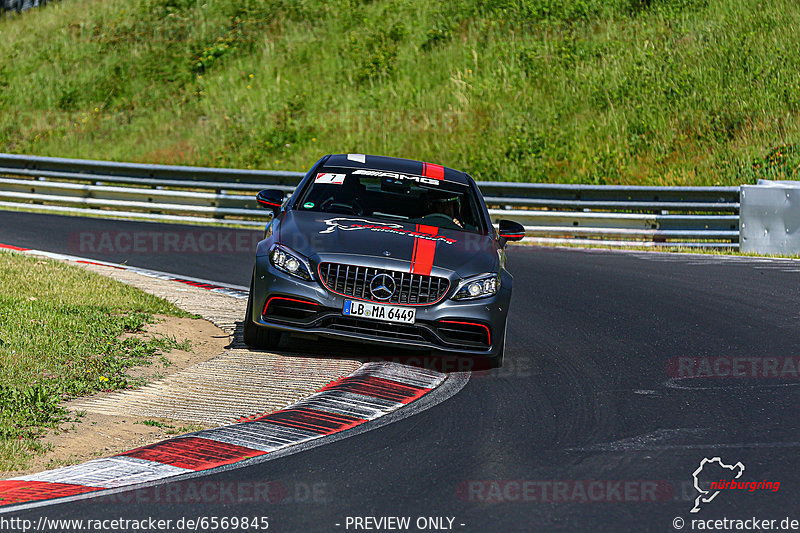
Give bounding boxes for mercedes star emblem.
[369,273,396,301]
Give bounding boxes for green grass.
[135,419,204,435]
[1,0,800,185]
[0,251,191,471]
[136,419,171,428]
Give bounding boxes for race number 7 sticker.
[315,173,346,184]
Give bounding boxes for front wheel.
[488,338,504,368]
[243,278,282,349]
[488,322,506,369]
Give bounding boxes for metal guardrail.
[0,153,741,247]
[2,0,48,13]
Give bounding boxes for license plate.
[342,299,416,324]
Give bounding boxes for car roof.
[322,154,472,186]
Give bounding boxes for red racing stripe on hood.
[410,224,438,276]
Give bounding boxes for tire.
[489,323,506,369]
[243,276,282,349]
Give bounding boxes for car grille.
[319,262,449,305]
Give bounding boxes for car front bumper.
[250,256,511,358]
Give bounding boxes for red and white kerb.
[0,362,445,508]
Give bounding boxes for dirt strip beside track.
[65,261,363,426]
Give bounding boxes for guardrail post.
[740,180,800,254]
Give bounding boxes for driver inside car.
[425,195,463,229]
[323,176,364,214]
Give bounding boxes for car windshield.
[294,168,486,234]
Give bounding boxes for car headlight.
[270,244,314,281]
[451,273,500,301]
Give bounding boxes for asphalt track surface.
[2,210,800,532]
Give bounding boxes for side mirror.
[256,189,285,215]
[498,219,525,244]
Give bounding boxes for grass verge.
[2,0,800,185]
[0,251,192,471]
